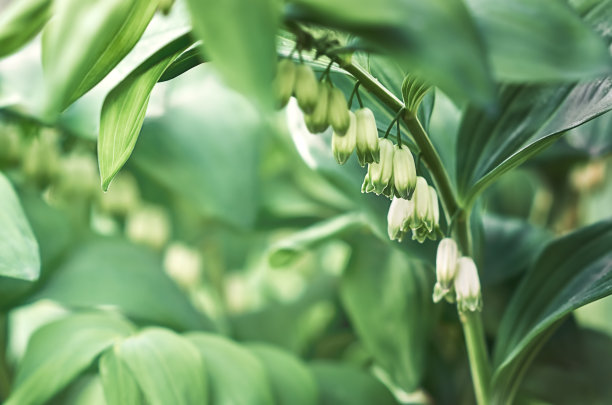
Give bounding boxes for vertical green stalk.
[460,310,491,405]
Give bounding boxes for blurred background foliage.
[0,0,611,404]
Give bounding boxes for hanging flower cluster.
[433,238,482,312]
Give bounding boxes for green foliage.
[41,0,159,117]
[492,221,612,403]
[0,0,51,58]
[1,0,612,404]
[6,313,134,405]
[0,173,39,280]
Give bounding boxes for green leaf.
[456,78,612,204]
[131,66,262,228]
[99,346,144,405]
[0,172,40,280]
[30,237,215,332]
[187,332,275,405]
[286,0,494,105]
[98,33,194,191]
[248,344,318,405]
[309,362,398,405]
[340,237,434,392]
[466,0,611,81]
[158,46,207,82]
[186,0,279,109]
[5,312,134,405]
[481,214,552,286]
[492,220,612,404]
[0,0,51,58]
[519,327,612,405]
[41,0,159,116]
[268,212,366,267]
[118,328,208,405]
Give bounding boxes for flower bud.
[433,238,458,303]
[387,197,413,242]
[412,176,430,229]
[332,111,357,165]
[355,108,380,167]
[294,64,319,114]
[454,257,482,312]
[274,59,296,109]
[304,82,330,134]
[427,186,440,240]
[327,87,350,135]
[392,144,416,199]
[362,138,394,195]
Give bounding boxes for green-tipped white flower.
[327,87,350,135]
[332,111,357,165]
[392,144,416,199]
[355,108,380,167]
[411,176,430,229]
[454,257,482,312]
[304,82,330,134]
[294,64,319,114]
[433,238,459,303]
[274,59,296,109]
[427,186,440,240]
[387,197,413,242]
[362,138,394,195]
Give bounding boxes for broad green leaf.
[158,46,206,82]
[41,0,159,116]
[309,362,398,405]
[118,328,207,405]
[456,2,612,202]
[131,66,261,228]
[268,212,366,267]
[0,192,73,309]
[49,374,106,405]
[340,237,434,392]
[99,346,144,405]
[466,0,611,81]
[286,0,494,105]
[30,237,215,332]
[0,0,51,58]
[0,172,40,280]
[248,343,318,405]
[481,215,551,286]
[565,110,612,158]
[5,312,134,405]
[456,79,612,204]
[519,327,612,405]
[186,0,279,109]
[98,33,193,191]
[491,220,612,404]
[187,332,275,405]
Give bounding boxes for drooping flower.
[387,197,413,242]
[433,238,459,303]
[294,64,319,114]
[362,138,394,195]
[355,107,380,166]
[327,87,350,135]
[454,257,482,312]
[332,111,357,165]
[392,144,416,199]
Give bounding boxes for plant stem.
[459,310,491,405]
[326,51,492,404]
